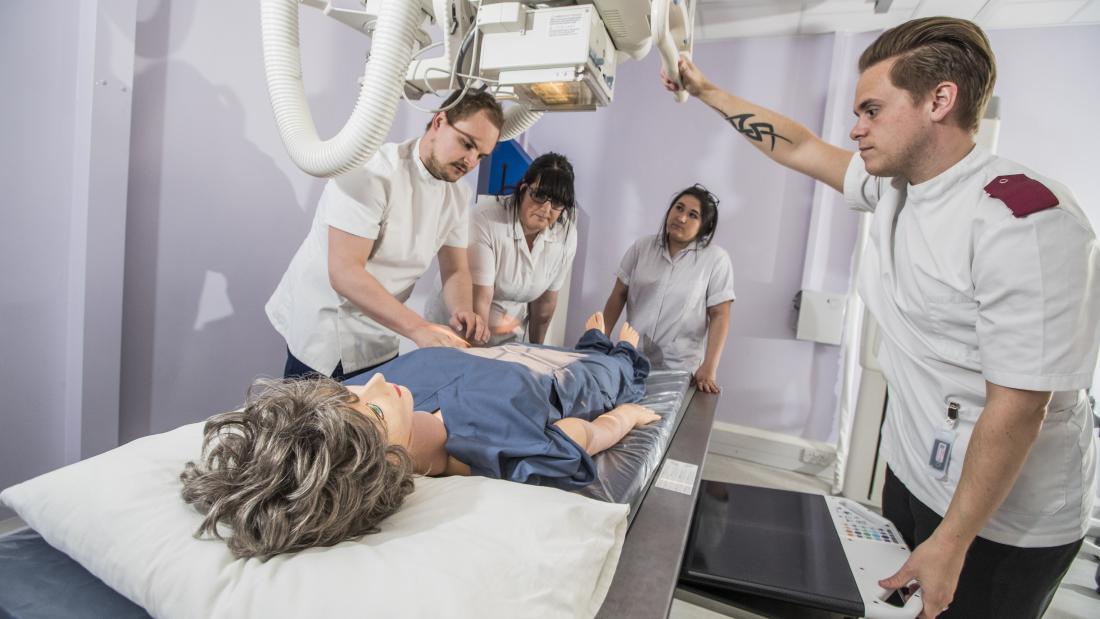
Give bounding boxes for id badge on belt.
[927,402,959,480]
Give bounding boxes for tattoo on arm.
[724,113,793,150]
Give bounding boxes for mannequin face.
[347,373,414,448]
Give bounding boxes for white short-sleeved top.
[617,235,735,371]
[266,138,471,373]
[425,198,577,345]
[845,146,1100,547]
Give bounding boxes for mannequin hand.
[490,314,523,336]
[617,403,661,429]
[411,323,469,349]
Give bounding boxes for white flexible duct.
[261,0,422,177]
[433,0,455,83]
[500,104,543,142]
[652,0,688,103]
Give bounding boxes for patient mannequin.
[181,312,659,559]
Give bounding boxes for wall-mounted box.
[796,289,847,346]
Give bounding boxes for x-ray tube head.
[478,4,618,111]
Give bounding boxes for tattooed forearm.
[724,113,793,151]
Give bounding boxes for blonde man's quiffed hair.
[859,16,997,134]
[180,377,415,559]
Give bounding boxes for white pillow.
[1,422,628,619]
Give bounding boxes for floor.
[670,453,1100,619]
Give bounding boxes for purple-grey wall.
[531,25,1100,440]
[987,26,1100,227]
[530,33,844,439]
[1,0,137,520]
[0,0,81,520]
[987,26,1100,389]
[118,0,445,441]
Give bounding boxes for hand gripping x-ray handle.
[874,583,924,619]
[653,0,692,103]
[834,498,924,619]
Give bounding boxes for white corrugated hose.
[500,104,543,142]
[261,0,423,177]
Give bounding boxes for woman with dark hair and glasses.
[428,152,578,345]
[601,184,735,393]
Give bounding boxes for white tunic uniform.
[426,199,577,345]
[266,138,470,373]
[845,146,1100,547]
[617,235,735,371]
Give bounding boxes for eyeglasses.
[526,185,571,212]
[689,183,719,207]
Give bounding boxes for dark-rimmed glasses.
[526,185,571,212]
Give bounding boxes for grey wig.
[180,377,415,559]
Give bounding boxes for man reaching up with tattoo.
[664,17,1099,619]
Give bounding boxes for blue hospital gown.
[343,329,649,490]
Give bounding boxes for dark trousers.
[882,467,1081,618]
[283,348,393,383]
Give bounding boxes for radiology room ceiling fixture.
[261,0,697,178]
[693,0,1100,40]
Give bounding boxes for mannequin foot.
[585,311,606,333]
[617,321,639,347]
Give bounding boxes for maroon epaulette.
[983,174,1059,218]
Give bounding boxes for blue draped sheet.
[344,329,650,490]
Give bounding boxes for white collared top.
[425,198,577,345]
[617,234,735,371]
[845,146,1100,547]
[266,138,471,374]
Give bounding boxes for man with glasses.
[267,90,503,381]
